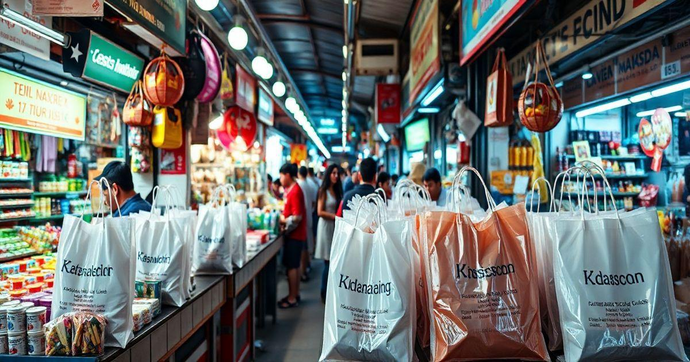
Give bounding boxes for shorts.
[282,238,304,270]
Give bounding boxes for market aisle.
[255,261,326,361]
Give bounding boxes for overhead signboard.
[0,0,51,60]
[257,87,274,126]
[583,59,616,103]
[508,0,668,86]
[376,83,401,124]
[107,0,186,56]
[0,68,86,140]
[460,0,527,65]
[409,0,440,104]
[33,0,104,17]
[63,29,144,93]
[235,64,256,114]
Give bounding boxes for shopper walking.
[423,167,448,207]
[338,157,378,214]
[376,171,392,199]
[95,161,151,216]
[297,166,317,281]
[278,163,307,308]
[314,164,342,302]
[343,165,358,193]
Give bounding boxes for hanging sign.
[107,0,186,56]
[257,87,274,126]
[639,108,672,172]
[235,64,256,113]
[0,68,86,140]
[218,106,257,151]
[160,133,186,175]
[460,0,526,65]
[0,0,51,60]
[290,144,307,164]
[33,0,104,17]
[376,83,401,124]
[63,29,144,93]
[508,0,668,86]
[409,0,440,104]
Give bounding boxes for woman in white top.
[314,164,342,302]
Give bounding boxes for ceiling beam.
[290,68,341,80]
[257,14,343,34]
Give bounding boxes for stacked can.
[1,300,46,355]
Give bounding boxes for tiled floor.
[255,261,326,361]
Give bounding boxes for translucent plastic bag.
[193,186,234,275]
[320,194,415,361]
[423,167,548,361]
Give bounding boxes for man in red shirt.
[278,163,307,308]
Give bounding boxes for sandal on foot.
[278,297,299,309]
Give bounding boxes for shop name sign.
[460,0,527,65]
[63,29,144,93]
[508,0,668,86]
[409,0,439,104]
[0,68,86,141]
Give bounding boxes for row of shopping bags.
[320,165,687,361]
[51,181,247,349]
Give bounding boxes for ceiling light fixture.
[421,79,444,106]
[341,71,347,82]
[635,105,682,118]
[285,97,298,113]
[320,118,335,126]
[651,79,690,97]
[629,92,653,103]
[674,112,687,118]
[342,44,348,58]
[195,0,219,11]
[272,81,286,97]
[227,17,248,50]
[377,124,390,143]
[418,107,440,113]
[317,128,339,134]
[574,98,631,118]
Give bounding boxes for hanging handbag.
[485,48,513,127]
[197,31,222,103]
[143,47,185,107]
[517,40,563,132]
[219,55,235,103]
[124,80,153,127]
[152,106,183,149]
[174,32,206,101]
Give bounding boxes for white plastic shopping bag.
[134,187,188,306]
[52,180,135,348]
[553,206,687,361]
[193,188,234,275]
[320,194,416,362]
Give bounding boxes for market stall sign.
[63,29,144,93]
[508,0,668,86]
[290,144,307,164]
[33,0,103,17]
[219,106,257,151]
[583,59,616,103]
[257,87,274,126]
[616,38,662,94]
[107,0,185,56]
[409,0,440,104]
[460,0,527,65]
[160,133,186,175]
[0,68,86,141]
[235,64,256,114]
[376,83,401,124]
[0,0,51,60]
[561,78,583,110]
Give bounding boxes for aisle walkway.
[255,261,326,361]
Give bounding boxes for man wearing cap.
[96,161,151,217]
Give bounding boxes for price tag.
[662,60,681,79]
[513,175,530,195]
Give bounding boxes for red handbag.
[485,48,513,127]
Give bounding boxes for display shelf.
[30,213,92,222]
[593,173,649,179]
[0,250,38,262]
[566,154,647,160]
[564,191,640,197]
[0,193,32,198]
[33,191,88,197]
[0,202,34,209]
[0,178,32,182]
[0,215,37,223]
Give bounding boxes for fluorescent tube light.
[421,79,444,106]
[575,99,631,118]
[629,92,653,103]
[321,118,335,126]
[377,124,390,143]
[317,128,338,134]
[332,146,351,153]
[636,105,682,118]
[555,81,563,88]
[651,80,690,97]
[0,7,67,46]
[674,112,687,117]
[418,107,440,113]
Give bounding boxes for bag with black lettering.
[553,205,687,361]
[133,186,189,307]
[320,194,415,362]
[193,187,234,275]
[423,167,548,361]
[52,180,135,348]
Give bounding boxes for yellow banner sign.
[508,0,668,86]
[0,69,86,140]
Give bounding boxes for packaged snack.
[133,297,161,317]
[135,280,162,300]
[8,331,25,355]
[27,331,45,355]
[72,312,106,355]
[44,314,73,356]
[26,306,46,331]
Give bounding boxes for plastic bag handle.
[83,178,122,221]
[456,166,497,212]
[528,177,553,213]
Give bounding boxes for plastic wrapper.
[44,314,73,356]
[72,313,106,355]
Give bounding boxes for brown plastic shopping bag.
[422,167,548,361]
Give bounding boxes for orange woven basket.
[517,40,563,133]
[143,47,185,107]
[123,80,153,127]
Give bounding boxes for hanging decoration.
[175,32,206,101]
[485,48,513,127]
[217,106,257,151]
[143,47,185,107]
[123,80,153,127]
[639,108,672,172]
[517,40,563,132]
[197,31,222,103]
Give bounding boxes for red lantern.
[517,40,563,133]
[123,80,153,127]
[143,47,185,107]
